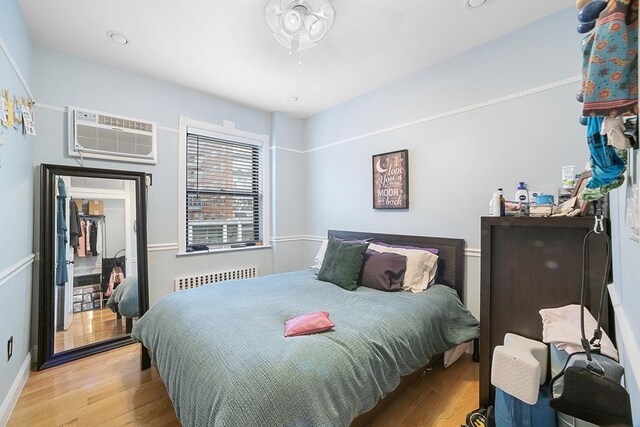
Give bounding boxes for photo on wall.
[372,149,409,209]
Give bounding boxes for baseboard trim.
[0,353,31,426]
[0,254,35,290]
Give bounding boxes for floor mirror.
[37,164,149,370]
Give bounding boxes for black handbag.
[548,212,632,426]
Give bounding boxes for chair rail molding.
[0,254,35,289]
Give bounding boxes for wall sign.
[372,149,408,209]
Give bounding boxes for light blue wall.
[270,112,308,273]
[610,148,640,421]
[0,0,33,417]
[31,46,276,311]
[303,7,587,319]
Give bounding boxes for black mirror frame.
[37,164,150,370]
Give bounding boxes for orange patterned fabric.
[582,0,638,117]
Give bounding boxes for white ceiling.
[19,0,573,117]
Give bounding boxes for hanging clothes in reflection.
[69,199,81,249]
[89,220,98,256]
[56,178,68,287]
[77,219,87,257]
[86,221,92,255]
[75,219,102,257]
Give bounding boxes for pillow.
[371,242,440,286]
[317,237,370,290]
[284,312,335,337]
[311,239,328,269]
[369,243,438,292]
[360,250,407,291]
[372,241,440,255]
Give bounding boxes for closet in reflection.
[54,176,136,353]
[38,164,149,370]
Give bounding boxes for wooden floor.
[9,345,478,426]
[54,308,127,353]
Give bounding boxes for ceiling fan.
[265,0,335,52]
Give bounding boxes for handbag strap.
[580,200,612,366]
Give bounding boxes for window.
[179,118,269,253]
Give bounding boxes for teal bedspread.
[131,269,479,427]
[105,276,138,318]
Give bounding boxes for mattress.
[131,269,479,426]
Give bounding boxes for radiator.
[174,267,257,292]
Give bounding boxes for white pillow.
[310,239,328,269]
[368,243,438,292]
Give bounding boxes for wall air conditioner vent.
[68,106,158,164]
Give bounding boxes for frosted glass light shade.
[305,15,328,41]
[282,9,303,35]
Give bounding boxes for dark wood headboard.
[328,230,466,303]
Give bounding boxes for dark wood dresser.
[479,216,612,407]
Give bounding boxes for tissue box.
[530,205,554,217]
[87,200,104,215]
[73,198,84,213]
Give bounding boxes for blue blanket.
[132,269,479,426]
[105,276,138,318]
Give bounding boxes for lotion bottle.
[515,182,529,203]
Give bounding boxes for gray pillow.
[317,237,369,291]
[360,250,407,291]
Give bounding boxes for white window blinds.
[185,133,263,248]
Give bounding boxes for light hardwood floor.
[9,344,478,426]
[54,308,127,353]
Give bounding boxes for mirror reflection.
[53,175,138,354]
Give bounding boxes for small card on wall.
[22,103,36,136]
[372,149,409,209]
[13,97,23,131]
[0,99,7,126]
[5,97,13,128]
[0,90,9,127]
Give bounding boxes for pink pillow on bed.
[284,312,335,337]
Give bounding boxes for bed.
[105,276,138,333]
[131,230,479,426]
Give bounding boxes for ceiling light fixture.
[265,0,335,52]
[287,96,299,102]
[465,0,487,8]
[107,31,130,46]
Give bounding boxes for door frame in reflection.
[37,164,149,370]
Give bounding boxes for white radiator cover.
[174,267,257,292]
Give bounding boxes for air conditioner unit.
[68,106,158,164]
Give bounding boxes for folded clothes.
[539,304,618,361]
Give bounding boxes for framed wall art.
[372,149,408,209]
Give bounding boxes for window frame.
[178,116,270,255]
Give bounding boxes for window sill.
[176,245,272,257]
